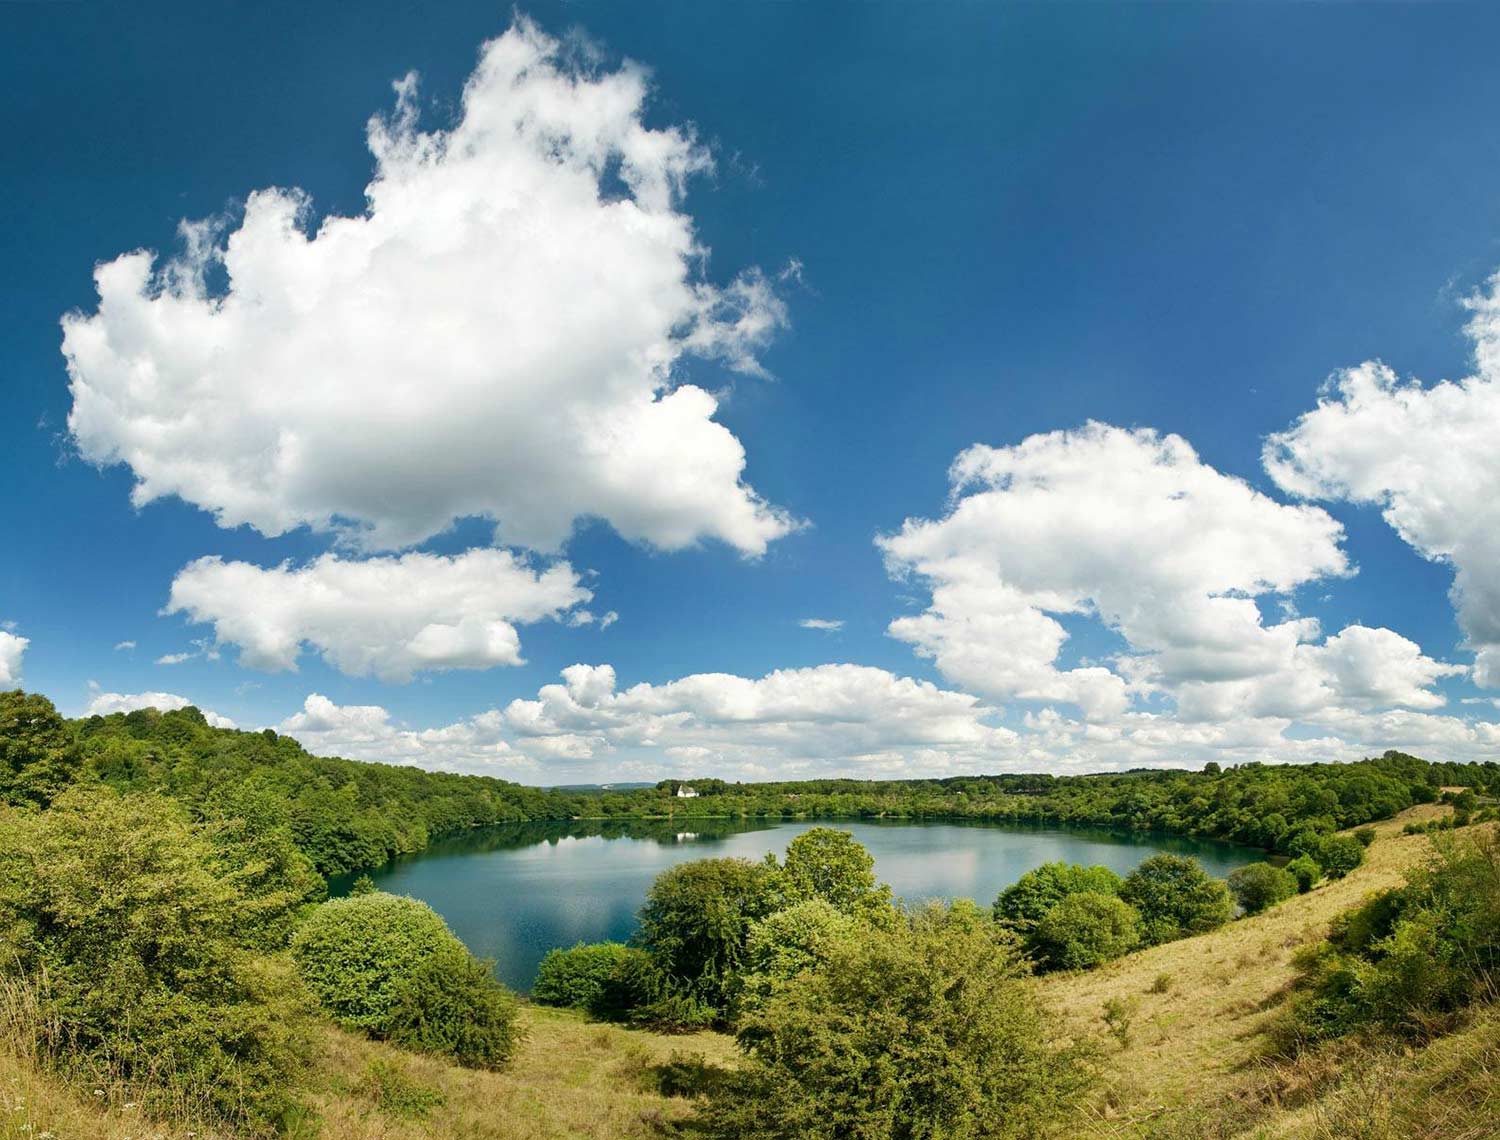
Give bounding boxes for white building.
[676,784,699,798]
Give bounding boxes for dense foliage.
[1120,854,1235,945]
[1284,825,1500,1044]
[291,891,522,1067]
[1031,891,1143,970]
[1227,862,1298,915]
[532,941,636,1011]
[697,902,1090,1140]
[0,786,311,1133]
[993,862,1125,934]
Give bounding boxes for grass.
[0,1004,739,1140]
[0,802,1488,1140]
[1041,803,1491,1139]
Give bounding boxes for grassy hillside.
[2,804,1494,1140]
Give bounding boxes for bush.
[291,890,521,1066]
[386,942,523,1068]
[589,946,667,1022]
[1283,826,1500,1044]
[1120,855,1233,945]
[1316,835,1366,879]
[291,892,458,1033]
[1227,862,1298,916]
[993,862,1124,934]
[0,787,310,1133]
[696,902,1090,1139]
[532,941,633,1011]
[1030,891,1142,970]
[1354,826,1378,847]
[634,857,779,1015]
[1286,854,1321,894]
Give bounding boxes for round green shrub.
[532,941,633,1010]
[1227,862,1298,915]
[1286,855,1321,894]
[1030,891,1142,970]
[1120,854,1233,945]
[993,862,1124,933]
[290,892,463,1032]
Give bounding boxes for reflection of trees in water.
[329,816,1249,897]
[327,817,785,893]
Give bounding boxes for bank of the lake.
[329,817,1259,990]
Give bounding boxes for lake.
[329,817,1257,991]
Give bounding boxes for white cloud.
[63,18,797,556]
[1266,272,1500,687]
[167,548,590,682]
[156,652,193,666]
[880,423,1456,723]
[85,690,236,729]
[113,640,136,652]
[0,631,27,685]
[277,662,1017,780]
[799,618,844,631]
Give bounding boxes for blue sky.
[6,2,1500,781]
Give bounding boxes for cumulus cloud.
[63,18,797,555]
[1266,272,1500,686]
[880,423,1455,723]
[85,690,236,729]
[799,618,844,631]
[277,662,1016,779]
[0,631,27,685]
[167,548,590,682]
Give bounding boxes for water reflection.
[328,817,1256,992]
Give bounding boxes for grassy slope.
[0,1007,739,1140]
[3,804,1493,1140]
[1042,804,1499,1140]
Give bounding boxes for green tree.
[1120,854,1233,945]
[1314,835,1366,879]
[993,862,1123,934]
[777,827,892,917]
[1227,862,1298,916]
[0,787,309,1132]
[0,690,80,806]
[634,857,779,1014]
[1030,891,1142,970]
[697,902,1090,1140]
[1286,854,1320,893]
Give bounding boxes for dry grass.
[1043,804,1472,1138]
[0,1002,738,1140]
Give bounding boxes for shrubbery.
[696,902,1090,1139]
[1031,891,1143,970]
[1120,854,1234,945]
[993,862,1124,934]
[0,786,311,1134]
[1286,854,1321,893]
[533,941,635,1011]
[1283,825,1500,1045]
[1227,862,1298,915]
[291,891,522,1067]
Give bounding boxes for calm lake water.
[329,818,1257,991]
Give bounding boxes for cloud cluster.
[167,549,591,682]
[0,631,27,685]
[85,689,236,728]
[880,423,1456,723]
[63,18,796,555]
[1267,273,1500,687]
[279,662,1016,779]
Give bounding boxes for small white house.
[676,784,699,798]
